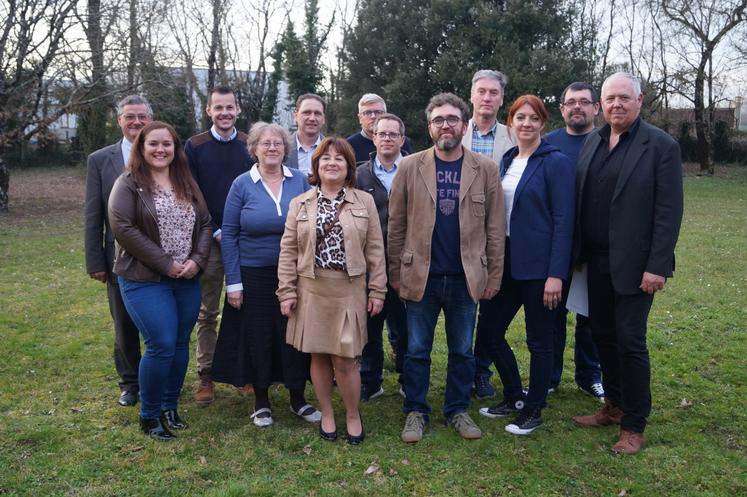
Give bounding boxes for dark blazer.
[286,131,324,170]
[84,141,127,276]
[500,140,575,281]
[574,119,684,294]
[355,151,408,246]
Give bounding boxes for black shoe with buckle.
[161,409,188,430]
[140,416,176,441]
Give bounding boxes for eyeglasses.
[258,141,284,149]
[561,99,594,107]
[375,131,402,140]
[122,114,150,122]
[429,116,462,128]
[360,110,384,118]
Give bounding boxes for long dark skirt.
[212,266,310,389]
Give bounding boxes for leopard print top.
[314,188,346,270]
[153,187,195,264]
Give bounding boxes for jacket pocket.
[402,251,413,265]
[350,209,369,234]
[471,193,486,217]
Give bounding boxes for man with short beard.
[543,82,605,402]
[185,86,251,405]
[388,93,505,443]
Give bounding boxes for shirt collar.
[249,164,293,183]
[317,186,346,202]
[210,125,238,142]
[472,119,498,137]
[599,117,641,141]
[296,134,322,151]
[374,153,403,171]
[360,129,372,140]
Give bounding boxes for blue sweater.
[221,166,310,288]
[185,131,251,234]
[543,128,592,164]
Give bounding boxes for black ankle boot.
[161,409,188,430]
[140,416,176,441]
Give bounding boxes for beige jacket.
[277,187,387,302]
[388,147,506,303]
[462,120,515,164]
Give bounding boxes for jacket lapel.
[613,123,649,201]
[576,131,601,208]
[459,149,478,201]
[417,149,437,203]
[512,155,541,206]
[110,140,126,173]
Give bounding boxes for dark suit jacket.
[84,140,127,276]
[574,119,684,295]
[286,131,323,170]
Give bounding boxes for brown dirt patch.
[0,167,85,229]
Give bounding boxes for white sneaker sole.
[478,407,511,419]
[505,422,542,435]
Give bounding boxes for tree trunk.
[0,158,8,212]
[693,55,714,175]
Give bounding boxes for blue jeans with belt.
[119,276,201,419]
[403,274,477,421]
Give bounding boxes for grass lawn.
[0,166,745,497]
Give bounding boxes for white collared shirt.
[249,164,294,216]
[210,125,238,142]
[120,138,133,165]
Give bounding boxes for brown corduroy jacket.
[387,147,506,303]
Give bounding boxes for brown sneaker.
[572,399,623,427]
[611,430,646,454]
[195,376,215,406]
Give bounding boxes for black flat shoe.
[319,423,337,442]
[346,413,365,445]
[161,409,188,430]
[118,390,137,406]
[140,416,176,441]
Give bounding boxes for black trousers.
[107,277,141,392]
[587,259,654,433]
[212,266,309,390]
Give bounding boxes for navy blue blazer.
[500,140,575,281]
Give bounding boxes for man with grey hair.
[388,93,505,443]
[347,93,412,162]
[84,94,152,406]
[464,69,515,400]
[571,72,683,454]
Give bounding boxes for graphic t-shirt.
[430,155,463,275]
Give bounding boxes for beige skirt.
[286,268,368,358]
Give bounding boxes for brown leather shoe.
[611,430,646,454]
[573,399,623,427]
[195,376,215,406]
[236,384,254,396]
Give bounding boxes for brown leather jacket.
[388,147,506,302]
[276,187,387,302]
[108,173,213,282]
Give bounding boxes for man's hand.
[639,272,666,294]
[543,277,563,309]
[214,233,222,243]
[368,297,384,316]
[481,287,498,300]
[227,290,243,309]
[280,298,297,317]
[89,271,107,283]
[391,281,400,294]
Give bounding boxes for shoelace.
[405,413,424,431]
[451,413,475,430]
[590,383,605,397]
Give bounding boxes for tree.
[660,0,747,175]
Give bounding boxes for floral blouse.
[153,188,195,264]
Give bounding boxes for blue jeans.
[403,274,477,420]
[360,284,407,388]
[119,276,201,419]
